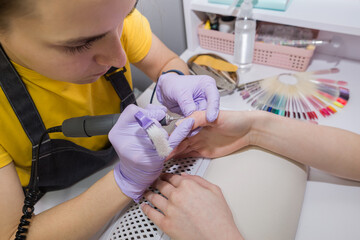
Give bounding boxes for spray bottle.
[233,0,256,72]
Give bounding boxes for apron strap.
[105,66,137,111]
[0,45,48,148]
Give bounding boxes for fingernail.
[139,202,147,211]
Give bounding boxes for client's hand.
[109,104,195,202]
[142,173,243,240]
[168,110,255,159]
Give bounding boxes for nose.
[94,30,127,68]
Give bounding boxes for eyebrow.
[58,33,109,46]
[58,0,139,46]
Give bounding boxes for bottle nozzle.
[239,0,253,19]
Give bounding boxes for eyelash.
[64,42,94,55]
[63,35,105,55]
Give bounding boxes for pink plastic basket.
[197,24,316,71]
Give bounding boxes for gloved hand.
[156,73,220,122]
[109,104,195,202]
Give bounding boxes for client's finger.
[160,173,183,187]
[176,111,209,130]
[141,203,165,227]
[152,178,175,198]
[180,174,218,191]
[170,140,200,158]
[144,192,168,213]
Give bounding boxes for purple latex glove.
[156,73,220,122]
[109,104,195,202]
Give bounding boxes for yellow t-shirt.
[0,9,152,187]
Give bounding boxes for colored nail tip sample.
[328,106,337,113]
[330,68,340,73]
[326,106,335,114]
[316,78,336,84]
[336,98,347,105]
[317,90,334,100]
[302,112,307,119]
[323,108,331,116]
[340,94,350,101]
[333,101,344,108]
[239,69,349,120]
[312,111,318,119]
[319,109,326,117]
[338,81,348,86]
[339,91,350,101]
[339,86,349,91]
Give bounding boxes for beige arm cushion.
[204,147,308,240]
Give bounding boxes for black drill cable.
[15,126,62,240]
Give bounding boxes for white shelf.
[190,0,360,36]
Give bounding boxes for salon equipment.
[210,0,291,11]
[233,0,256,71]
[190,62,236,92]
[135,111,172,158]
[218,16,236,33]
[197,22,317,71]
[238,68,349,120]
[258,38,330,47]
[254,23,341,48]
[256,37,341,48]
[192,54,238,72]
[187,53,238,92]
[206,12,219,30]
[61,113,179,137]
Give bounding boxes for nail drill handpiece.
[61,113,181,137]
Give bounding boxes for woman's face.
[0,0,137,84]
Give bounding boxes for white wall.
[132,0,187,92]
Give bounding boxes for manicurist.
[0,0,219,239]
